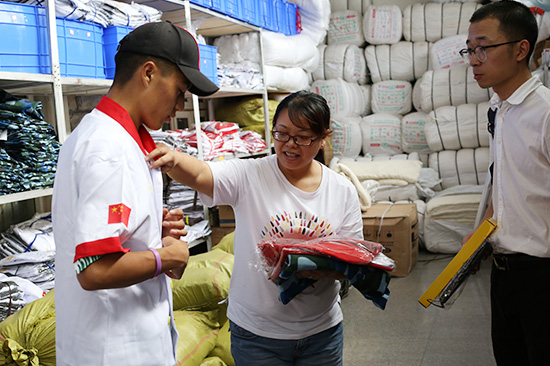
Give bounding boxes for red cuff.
[74,237,130,262]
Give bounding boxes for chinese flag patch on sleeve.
[108,203,131,227]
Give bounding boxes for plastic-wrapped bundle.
[423,185,484,254]
[329,0,372,14]
[430,34,467,71]
[360,113,402,155]
[290,0,332,45]
[261,31,318,68]
[425,102,491,152]
[418,66,493,113]
[328,10,365,46]
[331,116,363,158]
[359,84,372,116]
[316,43,369,84]
[428,147,490,190]
[401,111,431,154]
[264,65,309,91]
[310,78,369,117]
[371,80,412,115]
[365,41,431,83]
[362,5,402,45]
[402,2,481,42]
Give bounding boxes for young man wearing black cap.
[52,21,219,365]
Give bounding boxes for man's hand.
[162,208,188,239]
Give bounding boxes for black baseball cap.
[117,21,219,97]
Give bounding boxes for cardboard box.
[362,203,418,277]
[218,205,235,228]
[210,226,235,246]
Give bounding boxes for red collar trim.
[96,96,157,155]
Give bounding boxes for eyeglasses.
[271,131,319,146]
[459,40,522,64]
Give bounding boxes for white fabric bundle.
[412,78,424,112]
[310,78,369,117]
[430,34,468,71]
[359,84,372,116]
[318,44,369,84]
[401,112,431,154]
[424,185,483,253]
[264,65,310,92]
[402,2,481,42]
[261,31,318,68]
[362,5,403,45]
[328,10,365,46]
[329,0,372,13]
[331,116,363,158]
[371,80,412,115]
[365,41,431,83]
[419,66,493,113]
[360,113,402,155]
[428,147,490,190]
[425,102,491,152]
[289,0,331,45]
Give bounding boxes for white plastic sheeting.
[264,65,310,91]
[261,31,318,68]
[418,66,493,113]
[371,80,412,115]
[327,10,365,46]
[360,113,402,155]
[362,5,402,45]
[310,78,370,117]
[289,0,331,45]
[213,32,261,64]
[430,34,468,71]
[401,111,431,154]
[365,41,431,83]
[425,102,491,152]
[402,2,481,42]
[314,44,369,84]
[330,116,363,158]
[428,147,490,190]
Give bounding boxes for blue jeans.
[229,321,343,366]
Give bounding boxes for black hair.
[470,0,538,64]
[112,52,179,86]
[272,90,332,137]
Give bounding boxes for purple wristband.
[148,248,162,277]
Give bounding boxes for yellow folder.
[418,218,497,308]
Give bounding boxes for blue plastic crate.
[198,44,218,86]
[189,0,212,8]
[55,18,105,78]
[0,1,48,73]
[103,25,134,79]
[286,2,298,35]
[211,0,242,21]
[274,0,287,34]
[258,0,277,31]
[241,0,258,25]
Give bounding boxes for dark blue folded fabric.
[274,254,391,309]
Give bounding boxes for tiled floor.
[341,249,497,366]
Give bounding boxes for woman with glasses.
[460,1,550,365]
[147,90,363,365]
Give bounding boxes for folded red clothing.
[258,235,387,280]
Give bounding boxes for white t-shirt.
[200,154,363,340]
[53,97,177,366]
[489,76,550,257]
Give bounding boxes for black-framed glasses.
[271,131,319,146]
[459,40,522,64]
